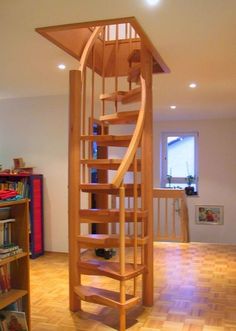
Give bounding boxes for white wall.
[154,119,236,244]
[0,95,69,252]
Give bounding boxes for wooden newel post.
[68,70,82,311]
[141,45,154,306]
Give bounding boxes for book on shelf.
[0,248,23,260]
[0,244,19,254]
[0,265,11,294]
[0,310,28,331]
[0,177,29,199]
[0,219,23,259]
[0,219,16,248]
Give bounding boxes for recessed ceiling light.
[146,0,160,6]
[170,105,176,110]
[189,82,197,88]
[58,64,66,70]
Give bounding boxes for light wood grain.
[80,183,142,196]
[99,110,139,125]
[141,45,154,307]
[54,18,161,331]
[0,199,30,329]
[77,234,148,247]
[68,70,82,311]
[77,259,145,281]
[79,26,103,75]
[80,159,141,171]
[153,188,189,242]
[111,79,145,188]
[79,208,147,223]
[80,134,132,147]
[30,243,236,330]
[74,285,140,310]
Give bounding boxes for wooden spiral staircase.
[36,17,169,330]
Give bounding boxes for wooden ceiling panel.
[36,17,169,77]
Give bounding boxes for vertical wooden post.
[165,198,168,237]
[101,27,106,118]
[141,45,154,306]
[95,124,109,234]
[133,155,138,296]
[182,193,189,242]
[82,69,87,182]
[119,185,126,275]
[157,197,161,239]
[68,70,82,311]
[119,185,126,330]
[172,199,176,239]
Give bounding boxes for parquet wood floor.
[30,243,236,330]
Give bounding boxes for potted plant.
[166,174,172,187]
[185,175,195,195]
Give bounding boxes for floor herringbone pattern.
[30,243,236,330]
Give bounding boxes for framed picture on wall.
[195,205,224,225]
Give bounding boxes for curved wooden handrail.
[78,26,147,190]
[79,26,103,75]
[111,76,146,188]
[153,188,185,199]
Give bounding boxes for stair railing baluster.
[101,26,106,122]
[119,182,126,330]
[165,198,168,237]
[172,198,176,240]
[133,153,138,296]
[82,67,87,183]
[115,23,119,113]
[91,46,95,131]
[128,23,132,91]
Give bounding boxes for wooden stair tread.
[81,158,141,171]
[100,91,127,102]
[77,234,148,247]
[80,183,141,196]
[74,285,140,309]
[100,88,141,105]
[80,134,132,147]
[80,183,113,190]
[79,208,147,223]
[121,87,141,104]
[78,259,146,280]
[99,110,139,124]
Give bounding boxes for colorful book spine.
[0,219,15,247]
[0,265,11,293]
[0,178,29,198]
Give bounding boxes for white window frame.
[160,131,199,191]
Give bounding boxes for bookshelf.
[0,199,30,330]
[0,174,44,258]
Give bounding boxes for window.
[160,132,199,193]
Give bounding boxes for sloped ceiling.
[0,0,235,121]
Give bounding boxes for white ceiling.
[0,0,235,121]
